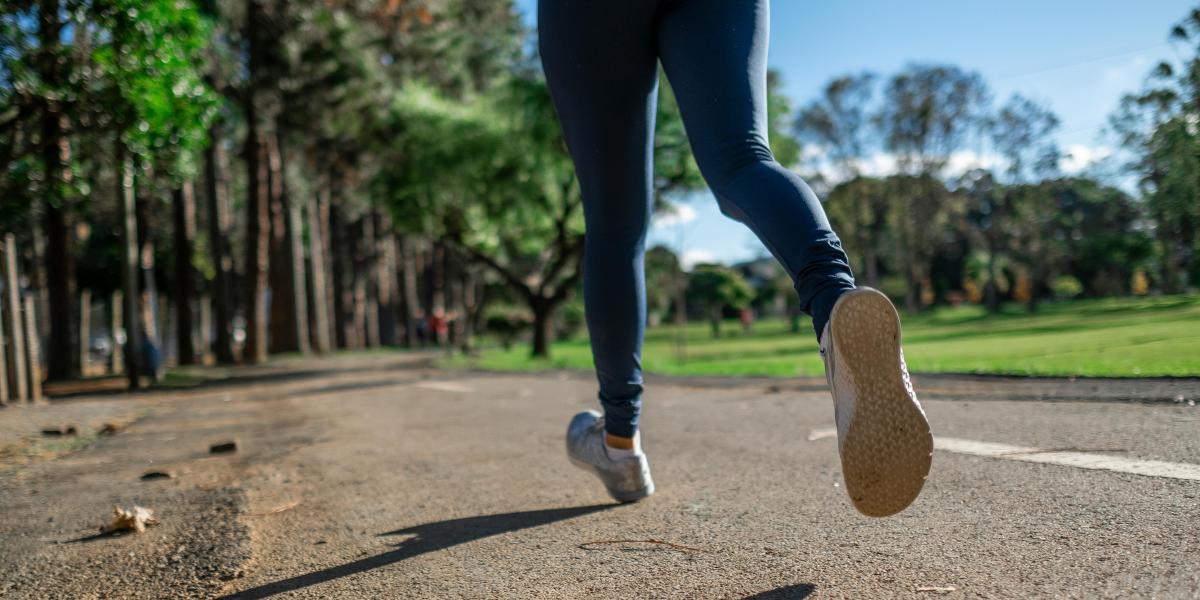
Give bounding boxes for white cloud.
[1061,144,1113,174]
[810,150,1002,184]
[651,202,698,228]
[680,249,716,270]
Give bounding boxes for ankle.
[604,432,642,460]
[605,432,635,450]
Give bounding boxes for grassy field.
[448,295,1200,378]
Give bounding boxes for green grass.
[447,295,1200,378]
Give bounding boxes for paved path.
[1,355,1197,598]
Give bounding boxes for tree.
[876,64,989,310]
[797,73,884,286]
[644,245,684,326]
[379,79,583,357]
[968,94,1061,311]
[1111,9,1200,294]
[824,176,889,288]
[797,72,877,180]
[686,264,753,338]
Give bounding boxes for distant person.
[739,306,754,334]
[427,309,449,347]
[542,0,932,516]
[413,310,429,347]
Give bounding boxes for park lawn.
[447,295,1200,378]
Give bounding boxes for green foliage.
[91,0,218,179]
[644,245,684,320]
[652,73,704,200]
[379,77,580,260]
[556,300,585,340]
[1109,7,1200,292]
[1050,276,1083,300]
[483,305,531,350]
[796,72,876,178]
[877,63,990,175]
[686,263,754,336]
[687,264,754,310]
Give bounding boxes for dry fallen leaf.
[101,506,159,534]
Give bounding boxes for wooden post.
[0,298,8,405]
[2,233,28,402]
[199,293,212,364]
[110,291,123,374]
[79,288,91,376]
[24,295,42,402]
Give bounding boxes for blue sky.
[514,0,1196,266]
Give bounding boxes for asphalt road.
[1,355,1197,599]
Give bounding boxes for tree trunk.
[708,306,721,338]
[350,218,367,349]
[400,236,420,348]
[117,151,141,389]
[43,172,75,381]
[203,126,236,364]
[530,299,556,358]
[1159,228,1179,295]
[362,217,380,348]
[135,178,162,379]
[306,187,332,354]
[318,182,338,350]
[242,0,270,364]
[39,0,76,382]
[376,216,399,346]
[985,243,999,313]
[2,234,27,402]
[904,262,921,313]
[266,132,305,354]
[243,128,270,363]
[330,202,350,349]
[172,182,197,365]
[459,263,479,353]
[863,244,879,289]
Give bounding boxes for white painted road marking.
[807,427,1200,482]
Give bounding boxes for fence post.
[0,298,8,405]
[24,295,42,403]
[79,288,91,377]
[2,233,28,403]
[110,291,124,374]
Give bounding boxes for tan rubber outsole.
[829,288,933,517]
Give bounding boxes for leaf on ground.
[101,506,159,533]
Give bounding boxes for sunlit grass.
[446,295,1200,378]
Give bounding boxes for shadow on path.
[743,583,817,599]
[221,504,615,599]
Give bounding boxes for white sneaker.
[565,410,654,503]
[820,288,933,517]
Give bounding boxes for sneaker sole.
[567,456,655,503]
[829,288,933,517]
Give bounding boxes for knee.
[696,135,777,195]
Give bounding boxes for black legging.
[539,0,856,438]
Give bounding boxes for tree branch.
[447,234,535,303]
